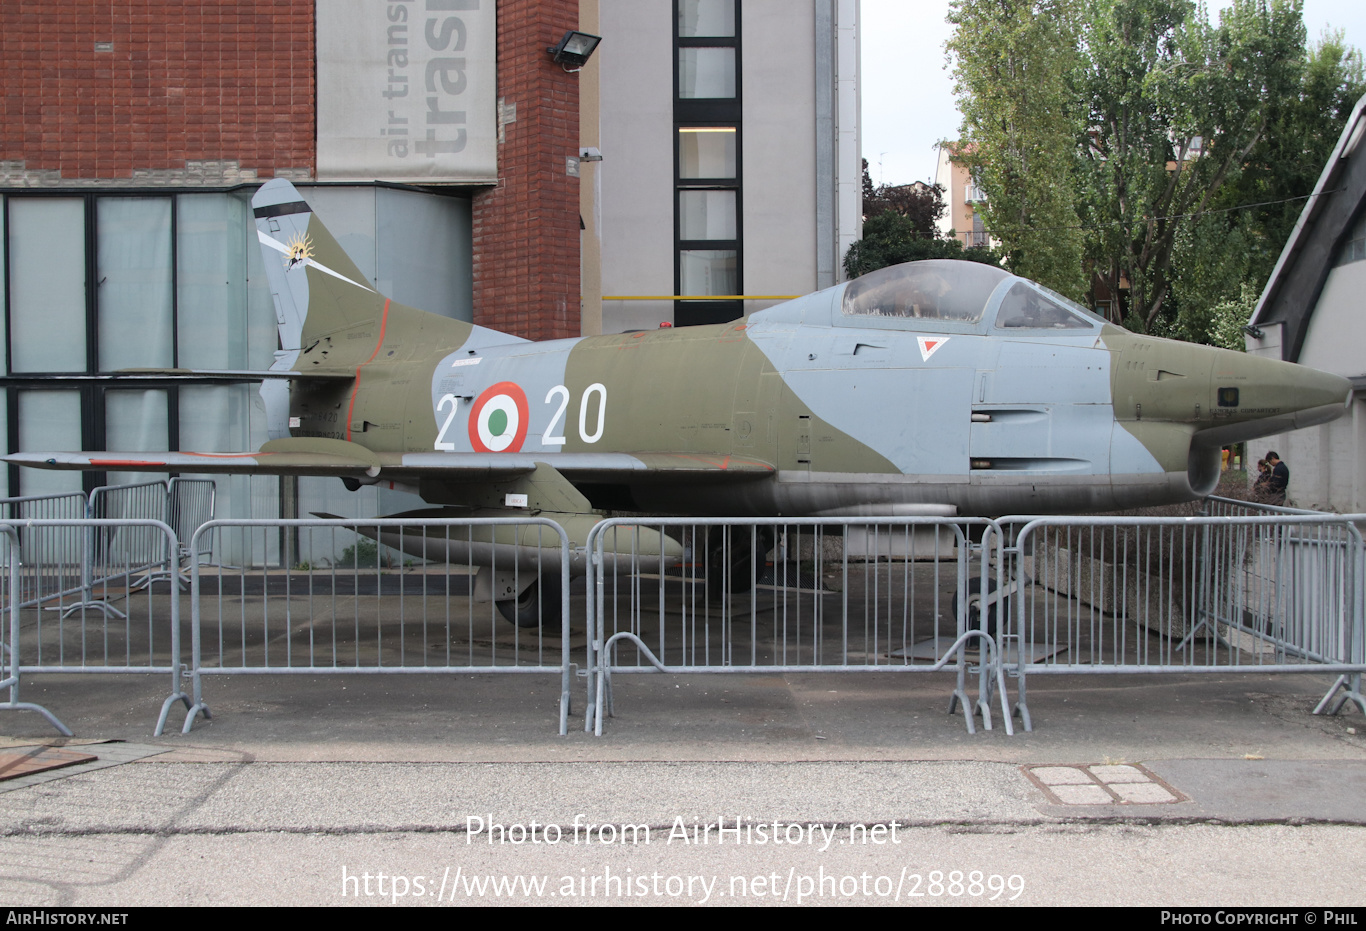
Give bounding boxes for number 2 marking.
[434,393,459,451]
[544,385,570,446]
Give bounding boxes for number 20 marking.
[433,383,606,451]
[546,384,607,445]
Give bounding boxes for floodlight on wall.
[548,30,601,71]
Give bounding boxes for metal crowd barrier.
[1202,496,1366,719]
[167,477,217,571]
[585,517,1011,736]
[70,481,170,617]
[0,519,190,736]
[988,512,1366,730]
[0,481,217,618]
[183,517,573,735]
[5,502,1363,741]
[0,492,90,612]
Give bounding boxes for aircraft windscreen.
[841,261,1010,324]
[994,282,1094,329]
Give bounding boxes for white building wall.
[834,0,861,271]
[597,0,676,332]
[594,0,855,330]
[742,0,818,308]
[1253,262,1366,512]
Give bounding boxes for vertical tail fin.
[252,178,384,352]
[253,179,388,439]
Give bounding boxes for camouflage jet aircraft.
[9,179,1352,623]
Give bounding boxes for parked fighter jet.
[8,179,1351,622]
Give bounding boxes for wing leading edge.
[6,440,775,484]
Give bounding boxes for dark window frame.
[673,0,743,327]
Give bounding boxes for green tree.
[1168,28,1364,339]
[1205,283,1259,351]
[843,211,1000,278]
[947,0,1088,300]
[861,158,949,232]
[947,0,1363,338]
[1078,0,1312,331]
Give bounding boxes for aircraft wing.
[6,447,385,478]
[6,439,774,483]
[386,452,775,484]
[112,368,356,382]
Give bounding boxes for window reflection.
[680,250,738,295]
[678,0,735,37]
[679,190,737,240]
[679,127,736,179]
[679,47,736,98]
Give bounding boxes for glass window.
[0,389,7,499]
[679,48,736,98]
[679,190,737,240]
[678,0,735,37]
[680,250,738,296]
[842,260,1010,323]
[307,186,378,283]
[18,391,83,496]
[679,127,736,179]
[177,194,251,370]
[377,188,473,322]
[98,197,174,370]
[9,199,87,372]
[105,389,169,486]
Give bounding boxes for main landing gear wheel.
[495,573,563,629]
[704,526,774,599]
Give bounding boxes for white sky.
[861,0,1366,188]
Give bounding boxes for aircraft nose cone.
[1203,350,1351,443]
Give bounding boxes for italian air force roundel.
[468,382,530,453]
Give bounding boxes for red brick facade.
[1,2,583,340]
[0,3,315,178]
[470,0,582,340]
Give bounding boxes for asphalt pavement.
[2,666,1365,906]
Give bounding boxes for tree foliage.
[843,211,1001,279]
[1167,27,1363,339]
[843,159,983,278]
[947,0,1088,300]
[860,158,949,233]
[947,0,1364,338]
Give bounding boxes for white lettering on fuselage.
[431,382,608,452]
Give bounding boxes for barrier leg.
[1315,673,1366,717]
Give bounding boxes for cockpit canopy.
[839,260,1105,331]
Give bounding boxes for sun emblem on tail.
[285,233,313,271]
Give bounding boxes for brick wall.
[0,3,314,180]
[471,0,582,340]
[4,2,582,341]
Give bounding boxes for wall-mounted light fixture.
[548,30,602,71]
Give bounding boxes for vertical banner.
[317,0,497,182]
